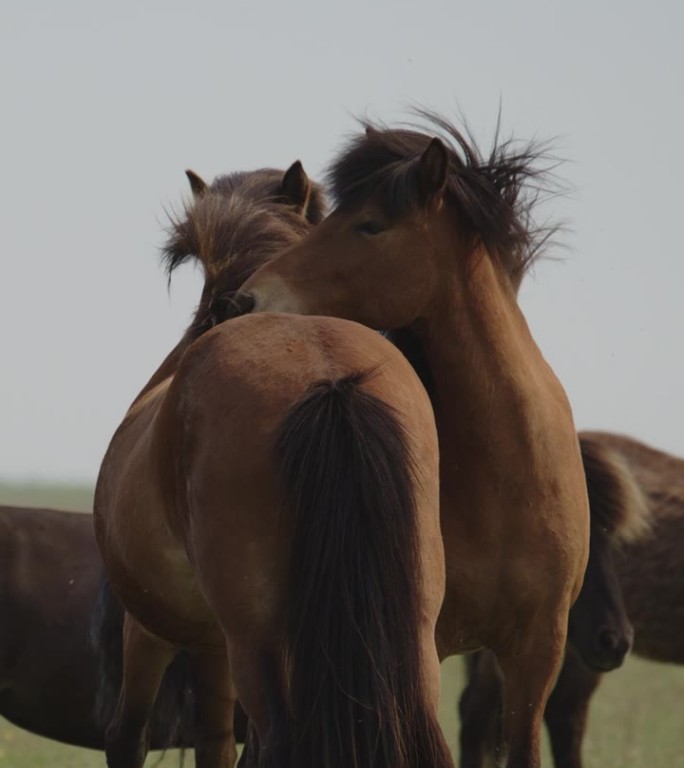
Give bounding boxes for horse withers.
[234,113,590,768]
[94,164,452,768]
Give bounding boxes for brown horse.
[0,505,192,750]
[234,113,591,768]
[532,431,684,768]
[94,164,452,768]
[563,434,649,667]
[458,430,651,768]
[384,336,643,675]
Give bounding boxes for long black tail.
[276,372,452,768]
[90,578,195,750]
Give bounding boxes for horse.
[232,113,591,768]
[0,504,192,750]
[518,430,684,768]
[457,430,652,768]
[93,163,452,768]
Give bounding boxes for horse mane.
[578,430,684,530]
[579,433,652,543]
[328,110,562,286]
[163,169,326,278]
[162,168,326,338]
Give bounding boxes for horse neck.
[426,251,538,392]
[417,247,565,494]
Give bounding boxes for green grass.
[0,482,93,512]
[2,483,684,766]
[2,657,684,767]
[438,655,684,767]
[0,723,186,768]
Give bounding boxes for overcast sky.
[1,0,682,483]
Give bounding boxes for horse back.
[578,432,684,663]
[0,505,99,625]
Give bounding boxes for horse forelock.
[213,169,328,225]
[162,168,324,281]
[327,109,563,285]
[581,435,652,544]
[163,168,322,343]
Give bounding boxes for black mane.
[328,110,562,286]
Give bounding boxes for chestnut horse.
[94,165,452,768]
[458,430,651,767]
[234,114,590,768]
[0,505,192,749]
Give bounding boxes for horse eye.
[355,220,385,236]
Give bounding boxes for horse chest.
[437,480,579,655]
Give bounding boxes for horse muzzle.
[216,291,256,321]
[581,625,634,672]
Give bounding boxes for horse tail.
[275,371,452,768]
[90,577,195,749]
[90,578,124,732]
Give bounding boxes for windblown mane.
[162,169,326,337]
[163,169,326,278]
[328,110,561,286]
[580,434,652,543]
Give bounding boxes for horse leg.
[458,651,506,768]
[237,723,261,768]
[234,704,259,768]
[496,618,567,768]
[543,648,602,768]
[105,612,175,768]
[190,649,238,768]
[228,645,288,768]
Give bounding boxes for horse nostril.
[615,637,631,657]
[239,292,256,314]
[598,629,616,650]
[216,292,256,321]
[598,629,630,657]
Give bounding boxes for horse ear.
[281,160,312,216]
[416,138,448,202]
[185,169,208,197]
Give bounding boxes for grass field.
[0,482,93,513]
[2,483,683,767]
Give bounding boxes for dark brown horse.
[457,430,651,767]
[234,113,590,768]
[530,431,684,768]
[0,505,192,750]
[94,164,452,768]
[564,434,650,667]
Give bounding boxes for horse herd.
[2,112,683,768]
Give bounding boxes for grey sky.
[1,0,682,482]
